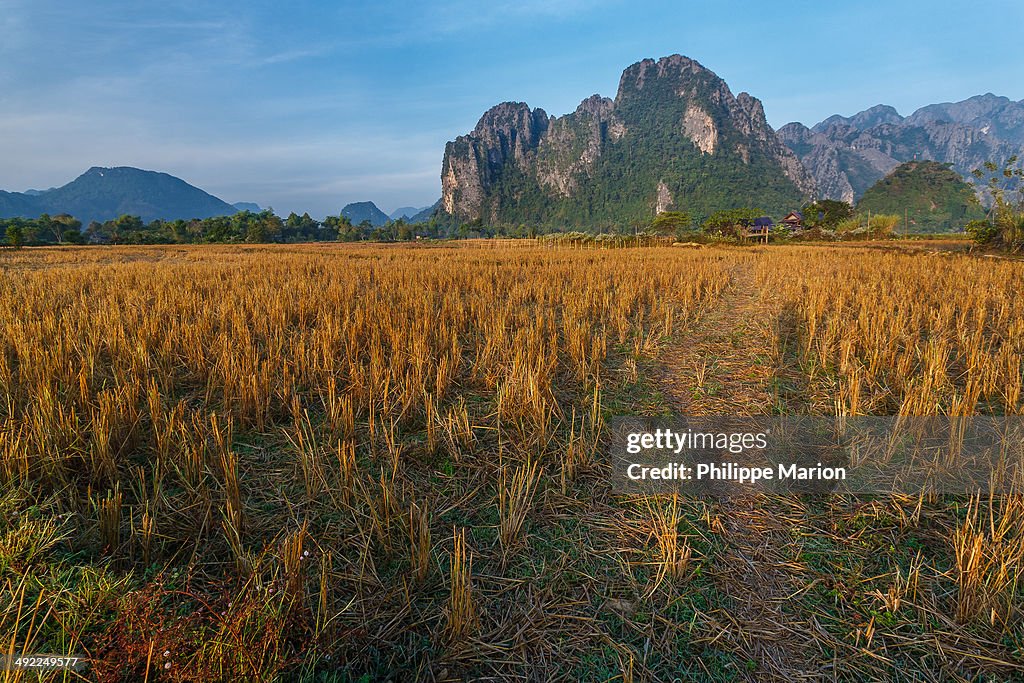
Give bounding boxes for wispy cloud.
[254,46,334,66]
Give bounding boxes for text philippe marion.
[609,416,1024,496]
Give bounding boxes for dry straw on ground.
[0,241,1022,681]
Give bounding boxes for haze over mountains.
[1,55,1021,229]
[389,206,432,221]
[0,167,432,230]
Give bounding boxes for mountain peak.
[812,104,903,133]
[340,201,389,227]
[615,54,712,101]
[906,93,1016,126]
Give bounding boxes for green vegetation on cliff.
[441,55,810,230]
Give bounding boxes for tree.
[650,211,692,238]
[245,217,267,243]
[702,208,763,236]
[256,211,283,242]
[395,220,414,241]
[52,216,81,245]
[283,212,319,241]
[972,156,1024,248]
[802,200,854,229]
[6,224,24,249]
[202,216,233,242]
[37,213,59,244]
[168,219,190,244]
[109,215,143,244]
[324,214,358,241]
[965,219,998,244]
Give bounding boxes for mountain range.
[2,56,1021,231]
[438,56,1024,227]
[336,201,436,226]
[0,167,245,226]
[778,94,1024,203]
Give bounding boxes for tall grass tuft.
[445,527,476,642]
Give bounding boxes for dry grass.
[444,527,476,643]
[762,246,1024,416]
[497,458,541,554]
[0,242,727,679]
[0,241,1022,680]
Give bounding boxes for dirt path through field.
[656,250,828,681]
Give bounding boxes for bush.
[701,208,763,237]
[836,217,862,235]
[965,219,998,245]
[868,214,900,239]
[788,227,837,242]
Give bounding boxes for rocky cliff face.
[441,103,550,217]
[440,55,813,227]
[780,95,1024,203]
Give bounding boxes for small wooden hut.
[780,211,804,230]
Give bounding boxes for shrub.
[868,214,900,239]
[966,219,998,245]
[836,217,862,235]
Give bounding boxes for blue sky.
[2,0,1022,217]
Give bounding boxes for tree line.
[0,203,885,248]
[1,211,453,247]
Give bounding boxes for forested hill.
[856,161,985,232]
[340,201,390,227]
[0,167,238,225]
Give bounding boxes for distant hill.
[0,190,43,218]
[409,200,440,223]
[389,205,430,221]
[0,167,238,225]
[856,160,984,232]
[232,202,262,213]
[341,201,389,226]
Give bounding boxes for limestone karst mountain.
[438,55,814,228]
